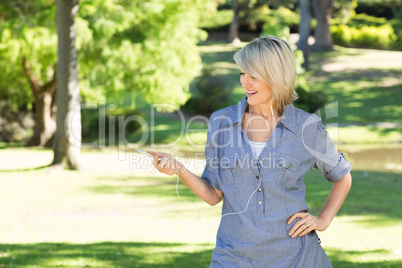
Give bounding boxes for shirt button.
[256,176,259,180]
[258,200,263,205]
[225,163,229,166]
[288,163,292,168]
[257,188,262,192]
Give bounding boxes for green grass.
[0,148,402,267]
[1,41,402,267]
[195,42,402,145]
[77,42,402,148]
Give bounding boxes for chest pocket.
[220,154,243,185]
[279,154,301,189]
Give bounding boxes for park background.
[0,0,401,267]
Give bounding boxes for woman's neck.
[248,103,280,120]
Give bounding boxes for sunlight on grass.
[2,43,402,267]
[1,147,402,266]
[327,126,402,145]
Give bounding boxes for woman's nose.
[241,74,250,87]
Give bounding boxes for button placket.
[256,169,264,216]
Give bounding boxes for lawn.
[1,42,402,267]
[198,42,402,145]
[0,148,401,267]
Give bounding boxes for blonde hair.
[233,35,298,114]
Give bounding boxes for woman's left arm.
[288,172,352,238]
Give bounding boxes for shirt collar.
[279,103,296,134]
[224,97,297,134]
[222,97,248,127]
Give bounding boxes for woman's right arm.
[149,151,223,206]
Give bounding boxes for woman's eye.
[240,72,245,76]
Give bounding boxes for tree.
[0,0,212,150]
[22,57,57,147]
[227,0,271,44]
[311,0,334,52]
[228,0,241,44]
[297,0,312,70]
[52,0,81,169]
[0,1,57,146]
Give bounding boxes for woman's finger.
[287,212,307,224]
[298,225,314,237]
[289,218,307,236]
[290,222,310,238]
[159,159,169,169]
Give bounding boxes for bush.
[181,65,231,116]
[348,13,388,27]
[199,9,233,30]
[294,87,327,113]
[391,8,402,50]
[260,7,299,37]
[293,50,327,113]
[81,105,142,145]
[355,0,400,18]
[331,14,397,49]
[331,24,354,47]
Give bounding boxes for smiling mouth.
[247,90,257,96]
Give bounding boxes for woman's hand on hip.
[287,212,330,238]
[148,151,184,176]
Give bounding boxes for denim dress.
[201,97,352,268]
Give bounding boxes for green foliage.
[77,0,211,107]
[294,87,327,113]
[293,51,327,113]
[357,0,401,3]
[348,13,388,27]
[331,22,397,49]
[0,0,214,114]
[261,22,327,113]
[271,6,300,27]
[355,0,402,18]
[260,7,300,40]
[391,8,402,50]
[181,65,230,116]
[199,9,233,29]
[333,0,358,23]
[81,105,142,145]
[0,1,57,111]
[331,12,398,50]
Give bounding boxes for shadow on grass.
[305,170,402,221]
[88,179,200,203]
[311,76,402,124]
[326,248,402,268]
[0,242,401,267]
[0,142,25,149]
[87,169,402,221]
[0,242,212,268]
[0,164,52,173]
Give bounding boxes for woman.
[149,35,352,267]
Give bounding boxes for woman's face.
[240,71,274,107]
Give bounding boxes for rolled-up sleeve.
[313,122,352,182]
[201,113,221,191]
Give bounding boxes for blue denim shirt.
[202,97,352,267]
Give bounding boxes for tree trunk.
[311,0,334,52]
[52,0,81,170]
[22,57,57,147]
[228,0,240,45]
[297,0,312,70]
